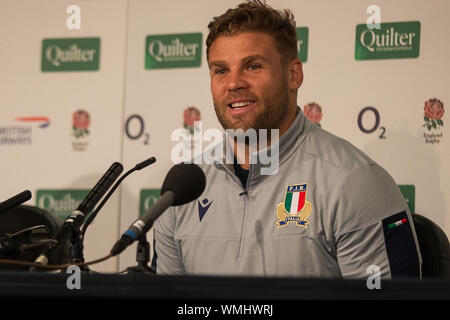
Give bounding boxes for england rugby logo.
[423,98,444,131]
[303,102,323,127]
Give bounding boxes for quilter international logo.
[296,27,309,63]
[140,189,160,217]
[0,116,50,146]
[145,33,202,69]
[36,189,89,220]
[41,37,100,71]
[355,21,420,60]
[398,185,415,214]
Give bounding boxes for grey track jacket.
[154,108,422,279]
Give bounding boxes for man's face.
[208,32,294,133]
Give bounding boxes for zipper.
[237,189,248,258]
[237,166,251,258]
[216,163,251,259]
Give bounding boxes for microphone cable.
[0,253,113,270]
[0,158,157,271]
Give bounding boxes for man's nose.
[227,70,248,91]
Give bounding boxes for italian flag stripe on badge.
[388,218,407,229]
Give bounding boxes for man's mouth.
[227,100,256,109]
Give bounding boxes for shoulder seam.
[302,149,352,173]
[334,219,382,238]
[302,148,374,174]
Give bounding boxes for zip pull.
[239,190,248,196]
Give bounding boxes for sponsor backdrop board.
[0,0,128,271]
[0,0,449,273]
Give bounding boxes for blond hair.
[206,0,297,65]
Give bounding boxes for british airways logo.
[198,198,213,221]
[15,116,51,128]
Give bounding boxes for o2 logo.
[125,114,150,145]
[357,107,386,139]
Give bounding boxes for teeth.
[230,101,254,108]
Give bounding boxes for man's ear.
[288,58,303,90]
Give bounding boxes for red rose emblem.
[303,103,323,125]
[424,99,444,120]
[183,107,201,134]
[423,98,444,131]
[73,110,90,130]
[72,110,90,138]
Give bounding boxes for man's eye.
[248,64,261,71]
[215,68,226,74]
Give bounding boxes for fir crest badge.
[277,184,312,228]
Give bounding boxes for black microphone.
[111,163,206,256]
[0,190,32,215]
[31,162,123,269]
[81,156,156,236]
[65,157,156,267]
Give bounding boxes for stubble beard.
[213,79,290,134]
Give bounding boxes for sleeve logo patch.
[276,184,312,228]
[387,218,407,229]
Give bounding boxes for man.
[153,0,422,278]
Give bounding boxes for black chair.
[412,213,450,278]
[0,205,69,270]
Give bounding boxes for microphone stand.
[29,162,124,272]
[75,157,156,271]
[126,233,155,274]
[70,231,90,272]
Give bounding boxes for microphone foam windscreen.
[161,163,206,206]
